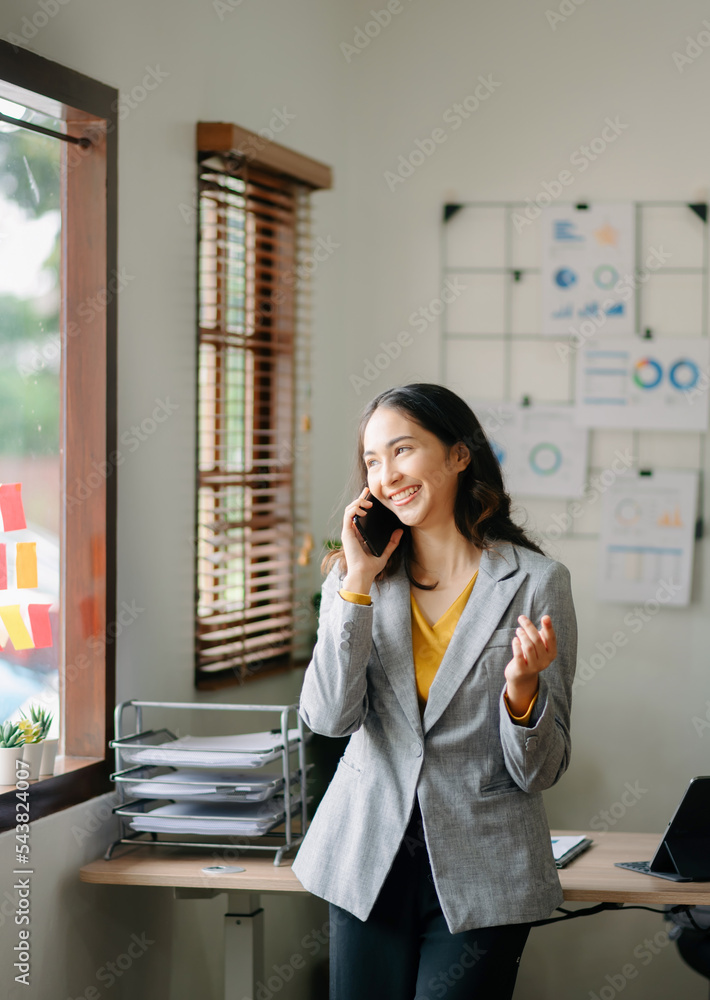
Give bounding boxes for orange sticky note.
[16,542,37,589]
[0,605,34,650]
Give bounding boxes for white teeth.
[391,486,420,502]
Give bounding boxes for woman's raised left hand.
[504,614,558,714]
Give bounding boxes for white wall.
[336,0,710,996]
[1,0,710,997]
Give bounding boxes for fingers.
[539,614,558,659]
[383,527,404,556]
[345,489,372,520]
[516,614,557,669]
[511,635,527,666]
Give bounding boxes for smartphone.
[352,491,402,557]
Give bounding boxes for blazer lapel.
[421,541,528,734]
[371,569,424,738]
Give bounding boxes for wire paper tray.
[111,728,303,769]
[112,765,310,803]
[106,700,311,864]
[116,794,308,837]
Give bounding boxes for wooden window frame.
[0,41,117,830]
[195,124,331,688]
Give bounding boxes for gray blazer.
[291,540,577,933]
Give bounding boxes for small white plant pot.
[39,738,58,776]
[22,741,44,780]
[0,746,26,784]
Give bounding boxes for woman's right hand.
[340,488,403,594]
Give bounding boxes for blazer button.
[343,621,354,631]
[410,741,422,757]
[340,640,350,651]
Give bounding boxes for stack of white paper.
[126,768,293,803]
[122,729,301,768]
[129,794,301,836]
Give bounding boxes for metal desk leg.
[173,889,265,1000]
[224,893,264,1000]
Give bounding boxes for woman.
[291,383,578,1000]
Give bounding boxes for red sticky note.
[0,483,27,531]
[28,604,53,649]
[0,544,6,590]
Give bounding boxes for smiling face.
[362,406,470,529]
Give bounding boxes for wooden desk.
[552,831,710,905]
[80,831,710,999]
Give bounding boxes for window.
[195,123,331,687]
[0,41,117,828]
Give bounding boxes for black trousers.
[329,799,531,1000]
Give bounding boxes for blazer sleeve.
[498,559,577,794]
[297,566,373,738]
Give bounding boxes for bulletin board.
[439,201,708,549]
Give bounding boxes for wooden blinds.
[196,155,301,683]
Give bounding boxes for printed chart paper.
[542,203,635,338]
[471,402,588,497]
[597,470,698,605]
[575,337,710,430]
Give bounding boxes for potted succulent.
[33,707,58,776]
[19,709,47,780]
[0,721,25,784]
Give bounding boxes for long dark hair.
[323,383,544,589]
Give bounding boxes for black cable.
[530,902,699,928]
[681,907,706,932]
[530,902,623,927]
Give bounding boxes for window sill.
[0,755,112,833]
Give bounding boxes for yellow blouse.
[338,578,538,725]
